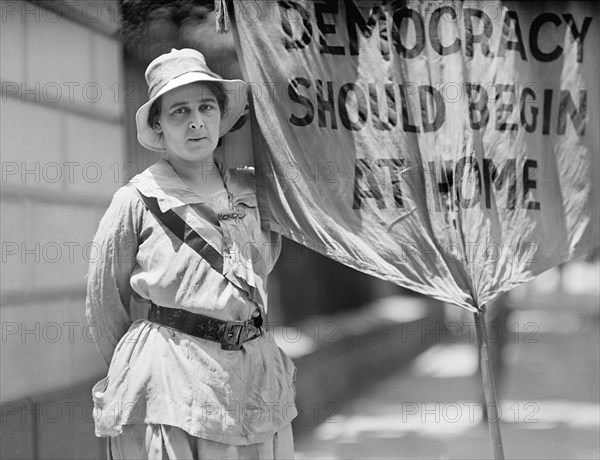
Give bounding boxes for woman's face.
[155,82,221,164]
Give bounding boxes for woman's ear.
[152,121,163,134]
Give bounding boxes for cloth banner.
[231,0,599,311]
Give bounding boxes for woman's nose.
[188,114,204,129]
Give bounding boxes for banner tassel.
[215,0,230,34]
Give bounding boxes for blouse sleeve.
[85,185,144,367]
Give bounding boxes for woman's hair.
[148,81,228,130]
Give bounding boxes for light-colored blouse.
[86,159,297,445]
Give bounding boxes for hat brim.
[136,72,248,152]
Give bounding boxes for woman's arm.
[85,185,144,367]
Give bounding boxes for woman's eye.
[172,107,188,115]
[201,104,216,112]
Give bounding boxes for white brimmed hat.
[135,48,247,152]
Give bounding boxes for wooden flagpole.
[474,305,505,460]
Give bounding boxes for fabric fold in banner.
[231,0,599,311]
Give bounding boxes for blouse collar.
[131,157,256,213]
[131,159,219,212]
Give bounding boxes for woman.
[86,48,297,459]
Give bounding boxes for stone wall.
[1,2,124,457]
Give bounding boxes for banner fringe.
[215,0,230,34]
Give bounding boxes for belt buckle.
[222,321,247,350]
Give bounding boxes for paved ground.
[293,262,600,459]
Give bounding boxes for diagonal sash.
[127,183,224,273]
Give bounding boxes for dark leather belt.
[147,303,264,350]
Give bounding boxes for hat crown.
[145,48,220,99]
